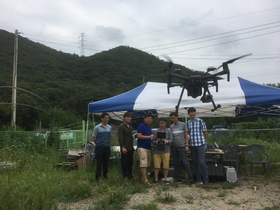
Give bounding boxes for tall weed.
[0,147,93,210]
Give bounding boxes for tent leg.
[83,112,90,168]
[175,87,185,114]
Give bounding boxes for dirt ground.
[60,175,280,210]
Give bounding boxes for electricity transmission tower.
[78,33,87,56]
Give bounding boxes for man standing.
[118,112,134,179]
[152,118,173,184]
[137,113,155,185]
[186,107,209,186]
[169,112,195,185]
[92,112,112,181]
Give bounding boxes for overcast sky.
[1,0,279,85]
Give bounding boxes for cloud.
[94,26,125,43]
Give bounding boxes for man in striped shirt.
[186,107,209,185]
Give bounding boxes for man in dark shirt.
[118,112,134,179]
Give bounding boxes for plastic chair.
[247,144,270,176]
[222,144,241,175]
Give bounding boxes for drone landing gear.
[211,102,221,112]
[174,85,222,114]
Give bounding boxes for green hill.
[0,29,199,130]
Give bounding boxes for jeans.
[171,146,194,182]
[121,150,134,178]
[190,145,209,183]
[95,146,111,180]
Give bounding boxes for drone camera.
[200,94,213,103]
[187,86,202,98]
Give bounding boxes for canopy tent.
[88,77,280,121]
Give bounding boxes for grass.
[0,148,94,209]
[1,152,280,209]
[184,195,194,204]
[217,190,227,197]
[226,200,241,206]
[221,182,240,189]
[156,192,177,204]
[1,132,280,209]
[0,138,155,210]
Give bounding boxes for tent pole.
[184,108,188,123]
[83,107,91,168]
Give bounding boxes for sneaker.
[153,180,159,185]
[195,181,203,185]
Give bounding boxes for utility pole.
[11,29,19,128]
[78,33,86,56]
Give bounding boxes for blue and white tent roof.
[88,77,280,120]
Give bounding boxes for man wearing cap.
[186,107,209,186]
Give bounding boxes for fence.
[0,130,87,150]
[1,128,279,150]
[45,130,86,148]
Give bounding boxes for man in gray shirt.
[152,118,173,184]
[169,112,195,185]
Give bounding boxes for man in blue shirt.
[186,107,209,185]
[92,112,112,181]
[137,113,155,185]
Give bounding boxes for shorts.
[138,147,151,168]
[153,153,170,169]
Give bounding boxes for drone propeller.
[162,55,173,94]
[224,53,252,64]
[214,53,252,71]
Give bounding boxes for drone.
[164,53,252,114]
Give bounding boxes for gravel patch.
[59,176,280,210]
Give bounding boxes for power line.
[141,21,280,51]
[166,30,280,55]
